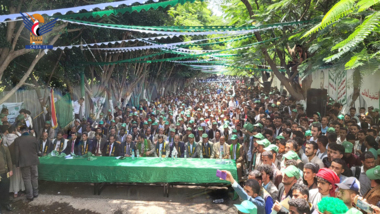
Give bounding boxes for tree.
[220,0,379,101]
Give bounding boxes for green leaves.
[344,48,367,69]
[357,0,380,12]
[332,11,380,52]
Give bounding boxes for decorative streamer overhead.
[60,19,316,32]
[90,34,245,52]
[85,38,278,66]
[60,19,271,36]
[52,35,176,51]
[185,63,286,72]
[59,19,315,36]
[55,0,202,19]
[170,60,230,63]
[0,0,160,22]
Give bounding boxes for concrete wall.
[272,70,380,114]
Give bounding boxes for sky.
[206,0,224,16]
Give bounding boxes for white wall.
[272,70,380,114]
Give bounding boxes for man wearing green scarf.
[136,133,154,157]
[154,135,169,158]
[230,135,244,182]
[196,133,213,158]
[185,134,198,158]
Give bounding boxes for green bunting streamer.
[187,64,285,72]
[85,37,278,66]
[55,0,202,19]
[85,38,278,66]
[59,19,316,32]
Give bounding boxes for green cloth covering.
[55,93,74,128]
[38,157,238,183]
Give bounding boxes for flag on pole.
[50,89,58,129]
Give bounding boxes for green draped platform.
[38,156,238,184]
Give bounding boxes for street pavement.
[13,181,239,214]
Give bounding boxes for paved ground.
[3,181,240,214]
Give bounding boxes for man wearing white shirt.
[107,135,120,157]
[39,132,53,156]
[53,132,67,154]
[73,98,85,120]
[92,133,106,156]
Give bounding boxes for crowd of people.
[0,79,380,214]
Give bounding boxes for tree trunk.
[240,0,305,100]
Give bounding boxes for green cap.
[129,113,133,117]
[202,133,208,138]
[197,108,201,111]
[45,120,51,124]
[99,121,104,125]
[223,124,228,128]
[253,123,263,128]
[327,127,335,133]
[264,144,279,153]
[305,130,312,137]
[230,135,237,140]
[152,122,158,126]
[176,122,180,126]
[132,121,137,124]
[243,123,254,132]
[170,128,175,132]
[212,121,218,125]
[143,121,148,125]
[366,165,380,180]
[232,129,237,133]
[189,120,194,124]
[373,108,380,113]
[253,133,265,140]
[187,127,192,131]
[121,123,126,127]
[281,165,300,179]
[100,112,104,116]
[292,109,297,113]
[186,114,191,117]
[200,118,204,120]
[108,109,111,112]
[342,141,354,153]
[188,134,195,138]
[148,119,152,122]
[256,139,270,147]
[178,118,183,121]
[111,120,115,123]
[165,121,169,125]
[275,135,285,140]
[283,150,300,160]
[234,200,257,214]
[271,104,276,108]
[337,114,345,120]
[198,126,204,131]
